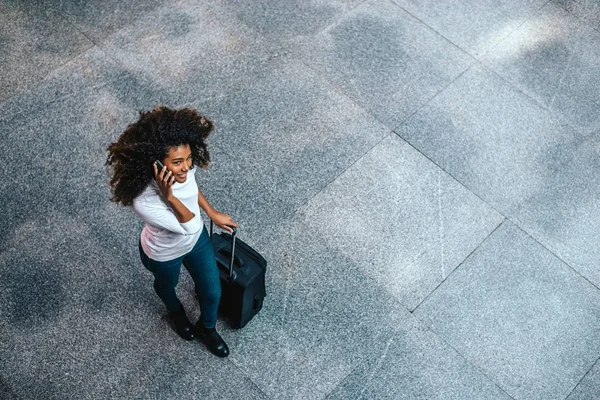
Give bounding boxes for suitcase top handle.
[209,220,237,281]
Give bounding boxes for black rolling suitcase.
[210,222,267,329]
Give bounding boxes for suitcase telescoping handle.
[209,221,237,281]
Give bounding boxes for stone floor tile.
[293,0,472,129]
[99,0,277,107]
[192,58,390,246]
[511,135,600,289]
[217,0,364,41]
[216,217,410,400]
[0,46,123,121]
[294,134,503,311]
[566,358,600,400]
[327,316,512,400]
[554,0,600,31]
[396,64,585,216]
[414,221,600,400]
[390,0,547,57]
[482,2,600,133]
[47,0,167,43]
[0,2,93,102]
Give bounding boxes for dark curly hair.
[106,106,213,206]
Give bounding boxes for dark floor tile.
[0,2,93,102]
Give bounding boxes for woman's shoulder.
[133,181,161,205]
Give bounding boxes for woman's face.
[163,144,193,184]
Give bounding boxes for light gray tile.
[294,0,472,129]
[99,0,278,107]
[414,221,600,400]
[193,58,390,248]
[396,64,585,216]
[294,134,503,311]
[216,217,410,400]
[482,3,600,133]
[327,316,512,400]
[555,0,600,31]
[512,135,600,289]
[218,0,363,41]
[390,0,548,57]
[48,0,167,43]
[0,2,94,102]
[567,358,600,400]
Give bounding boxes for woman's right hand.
[153,162,175,199]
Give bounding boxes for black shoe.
[195,323,229,358]
[168,308,195,341]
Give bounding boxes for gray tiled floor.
[2,1,599,399]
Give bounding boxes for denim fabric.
[139,226,221,329]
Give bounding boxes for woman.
[106,106,236,358]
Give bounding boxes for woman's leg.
[138,242,185,312]
[182,227,229,357]
[182,227,221,328]
[139,242,195,340]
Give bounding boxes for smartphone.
[154,160,166,171]
[154,160,172,180]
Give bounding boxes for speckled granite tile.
[0,2,94,102]
[99,0,280,107]
[327,315,512,400]
[217,0,363,41]
[45,0,167,43]
[511,135,600,290]
[566,358,600,400]
[414,221,600,400]
[554,0,600,31]
[293,0,472,129]
[287,134,503,311]
[0,377,15,400]
[0,46,123,120]
[192,58,390,248]
[390,0,547,57]
[482,2,600,133]
[396,64,585,216]
[215,215,411,400]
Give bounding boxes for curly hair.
[106,106,213,206]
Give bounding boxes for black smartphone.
[154,160,167,171]
[154,160,172,179]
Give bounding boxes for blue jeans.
[139,226,221,329]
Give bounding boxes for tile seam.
[224,358,273,400]
[411,219,507,314]
[506,215,600,292]
[564,355,600,400]
[386,0,480,62]
[412,312,518,400]
[551,0,600,34]
[293,132,391,216]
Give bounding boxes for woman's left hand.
[211,211,238,233]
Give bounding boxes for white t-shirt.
[133,167,203,261]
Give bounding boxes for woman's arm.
[198,189,238,233]
[166,194,195,223]
[155,163,194,223]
